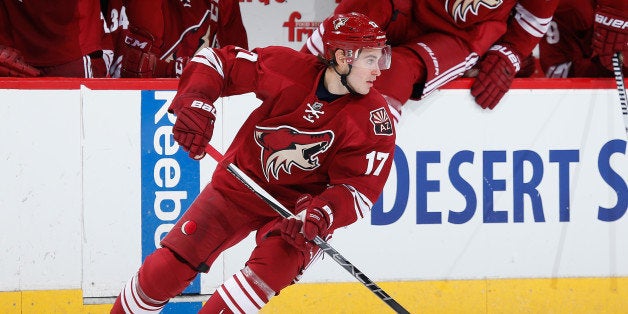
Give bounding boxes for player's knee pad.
[201,266,275,314]
[137,247,199,301]
[246,234,309,292]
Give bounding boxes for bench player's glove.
[280,194,333,251]
[119,26,157,78]
[0,46,40,77]
[120,26,189,78]
[168,95,216,160]
[471,44,522,110]
[592,4,628,71]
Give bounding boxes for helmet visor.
[349,45,392,71]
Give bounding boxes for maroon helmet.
[322,12,391,70]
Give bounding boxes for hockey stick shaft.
[204,145,411,314]
[611,52,628,137]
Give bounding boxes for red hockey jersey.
[539,0,627,77]
[303,0,557,101]
[327,0,556,59]
[0,0,108,66]
[175,46,396,229]
[106,0,248,62]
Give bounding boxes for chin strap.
[333,64,358,95]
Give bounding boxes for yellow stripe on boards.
[261,277,628,314]
[0,289,83,314]
[84,303,114,314]
[0,291,20,314]
[1,277,627,313]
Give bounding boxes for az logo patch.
[370,108,394,136]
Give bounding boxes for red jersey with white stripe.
[303,0,557,102]
[0,0,108,66]
[106,0,248,62]
[539,0,627,77]
[176,45,396,228]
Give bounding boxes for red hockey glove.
[279,217,310,252]
[169,96,216,160]
[471,44,522,110]
[298,194,333,241]
[279,194,333,251]
[120,26,190,78]
[592,5,628,71]
[0,46,40,77]
[119,26,158,78]
[154,56,189,78]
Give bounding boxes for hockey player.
[111,12,396,313]
[539,0,627,77]
[0,0,112,77]
[105,0,248,78]
[302,0,558,120]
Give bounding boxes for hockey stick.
[611,52,628,137]
[204,144,411,314]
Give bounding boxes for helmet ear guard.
[322,12,391,70]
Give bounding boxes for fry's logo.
[446,0,503,22]
[283,11,320,42]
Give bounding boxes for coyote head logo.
[333,17,349,30]
[254,126,334,181]
[447,0,503,22]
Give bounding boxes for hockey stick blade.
[204,144,411,314]
[611,52,628,138]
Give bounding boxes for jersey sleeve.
[537,0,610,77]
[0,1,12,46]
[122,0,166,50]
[216,0,249,50]
[498,0,559,57]
[597,0,628,12]
[175,45,262,104]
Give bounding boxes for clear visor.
[348,45,392,71]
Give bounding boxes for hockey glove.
[592,4,628,71]
[119,26,158,78]
[471,44,522,110]
[154,56,189,78]
[169,96,216,160]
[120,26,190,78]
[279,217,310,252]
[0,46,40,77]
[280,194,333,251]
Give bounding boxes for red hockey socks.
[111,248,198,313]
[200,267,274,313]
[111,273,167,314]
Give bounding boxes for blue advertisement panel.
[140,90,202,311]
[373,141,628,225]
